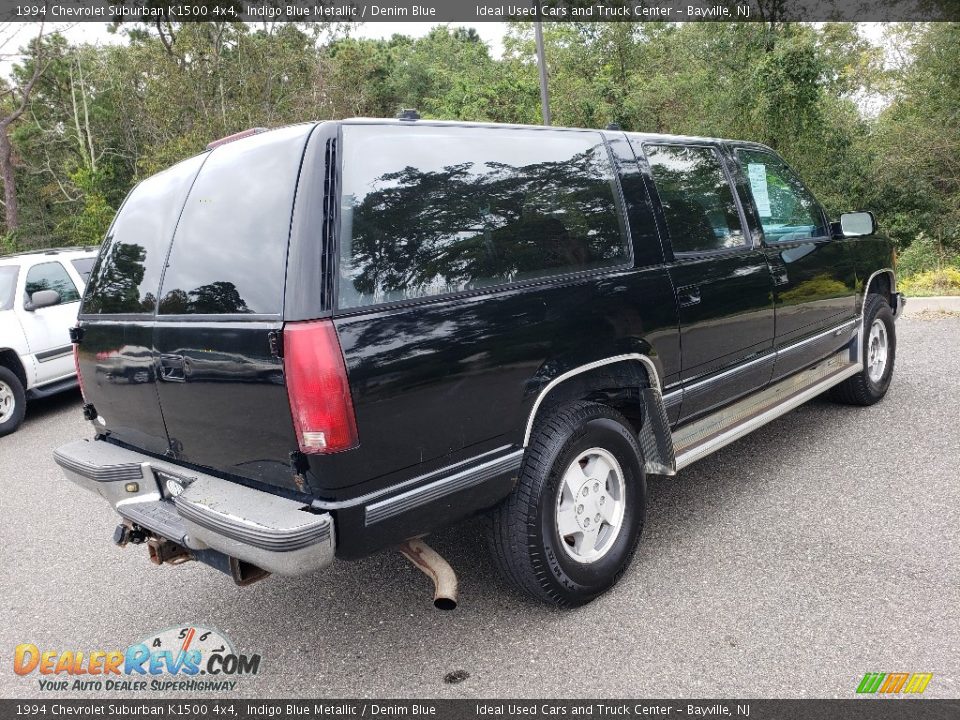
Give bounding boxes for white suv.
[0,247,98,436]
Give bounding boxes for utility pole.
[534,20,551,126]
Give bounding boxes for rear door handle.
[159,354,185,382]
[677,285,701,308]
[771,267,790,285]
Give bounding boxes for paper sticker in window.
[747,163,772,217]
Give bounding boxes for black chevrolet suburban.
[55,118,904,607]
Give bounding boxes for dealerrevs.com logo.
[13,626,261,692]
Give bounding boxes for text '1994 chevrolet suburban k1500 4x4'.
[55,117,904,608]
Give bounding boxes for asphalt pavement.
[1,314,957,699]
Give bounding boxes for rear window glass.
[83,154,206,314]
[338,125,629,309]
[158,125,312,315]
[0,266,18,310]
[25,262,80,304]
[71,257,96,283]
[644,144,745,254]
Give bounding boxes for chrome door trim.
[776,317,859,356]
[676,316,859,403]
[682,350,776,394]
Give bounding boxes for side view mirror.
[26,289,61,311]
[838,211,876,237]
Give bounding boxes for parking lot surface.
[1,315,957,699]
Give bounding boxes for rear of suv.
[0,247,97,435]
[56,119,902,606]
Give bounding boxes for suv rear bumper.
[53,439,335,576]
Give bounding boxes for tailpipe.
[398,538,458,610]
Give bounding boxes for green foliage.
[898,268,960,297]
[0,232,18,255]
[0,19,955,275]
[867,24,960,255]
[55,168,115,246]
[897,232,960,276]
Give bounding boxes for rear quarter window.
[337,124,630,309]
[0,266,18,310]
[83,154,207,315]
[158,125,313,316]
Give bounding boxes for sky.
[0,21,511,73]
[0,20,890,85]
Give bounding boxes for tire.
[485,401,646,607]
[830,293,896,406]
[0,366,27,437]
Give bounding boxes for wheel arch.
[522,355,676,476]
[864,267,896,309]
[0,348,28,390]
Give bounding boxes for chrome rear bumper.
[54,439,335,576]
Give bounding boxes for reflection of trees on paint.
[159,282,251,314]
[84,242,151,313]
[779,274,849,305]
[341,143,627,306]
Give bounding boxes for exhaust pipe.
[399,538,458,610]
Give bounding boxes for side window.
[24,262,80,304]
[644,144,745,254]
[83,154,206,315]
[158,125,312,315]
[735,149,826,242]
[70,257,96,283]
[0,266,19,311]
[338,125,630,308]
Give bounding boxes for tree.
[0,23,50,235]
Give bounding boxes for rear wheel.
[830,293,896,406]
[485,401,646,607]
[0,366,26,436]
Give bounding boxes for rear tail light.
[72,343,86,401]
[283,319,359,454]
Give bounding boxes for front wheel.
[831,293,896,406]
[485,401,646,607]
[0,366,26,437]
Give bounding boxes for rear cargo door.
[77,154,207,456]
[152,125,313,492]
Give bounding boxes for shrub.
[898,232,960,277]
[899,268,960,297]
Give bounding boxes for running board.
[673,350,862,471]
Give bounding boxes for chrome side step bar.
[673,349,862,471]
